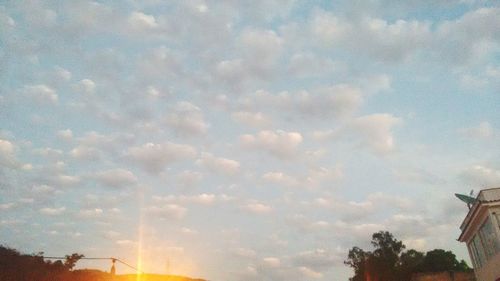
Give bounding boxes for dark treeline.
[345,231,473,281]
[0,245,206,281]
[0,245,110,281]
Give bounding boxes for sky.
[1,0,500,280]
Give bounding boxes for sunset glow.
[1,1,499,280]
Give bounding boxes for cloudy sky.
[1,0,500,280]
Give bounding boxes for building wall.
[410,271,475,281]
[468,208,500,281]
[479,189,500,201]
[475,252,500,281]
[459,189,500,281]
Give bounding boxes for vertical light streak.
[136,188,145,281]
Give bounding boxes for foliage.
[64,253,85,270]
[344,247,368,281]
[416,249,471,272]
[0,245,207,281]
[0,245,91,281]
[345,231,472,281]
[370,231,405,281]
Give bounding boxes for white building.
[458,188,500,281]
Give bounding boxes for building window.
[470,233,487,268]
[467,243,479,268]
[495,213,500,230]
[478,215,500,259]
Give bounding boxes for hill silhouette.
[0,245,205,281]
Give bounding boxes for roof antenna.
[455,192,476,210]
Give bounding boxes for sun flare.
[136,191,145,281]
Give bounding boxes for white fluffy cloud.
[0,139,17,168]
[262,171,299,187]
[232,111,271,128]
[0,139,31,170]
[146,204,187,220]
[262,166,342,188]
[292,249,342,271]
[348,113,402,153]
[459,121,494,139]
[298,266,323,279]
[94,168,138,188]
[312,192,412,222]
[152,194,223,206]
[23,84,58,104]
[126,142,196,173]
[39,207,66,216]
[137,46,183,80]
[176,170,203,188]
[78,208,104,219]
[70,145,100,160]
[128,11,158,30]
[460,165,500,187]
[240,130,303,158]
[435,7,500,64]
[0,7,15,28]
[309,7,500,65]
[312,113,401,154]
[76,79,96,94]
[215,28,283,88]
[311,10,431,62]
[250,85,363,119]
[166,101,209,135]
[57,129,73,141]
[242,202,273,214]
[262,257,281,268]
[287,52,338,78]
[196,152,240,175]
[305,166,343,187]
[239,29,283,64]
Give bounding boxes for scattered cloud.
[232,111,271,128]
[240,130,303,158]
[242,202,273,214]
[292,249,342,271]
[262,257,281,268]
[249,86,363,119]
[94,168,138,188]
[460,165,500,187]
[146,204,187,220]
[0,139,18,168]
[459,121,494,139]
[1,2,497,281]
[196,152,240,175]
[348,113,402,153]
[311,10,431,62]
[39,207,66,216]
[126,142,196,173]
[166,101,209,136]
[23,85,58,104]
[128,11,158,31]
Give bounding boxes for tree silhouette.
[370,231,405,281]
[0,244,207,281]
[64,253,85,270]
[344,246,368,281]
[345,231,472,281]
[0,245,89,281]
[416,249,471,272]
